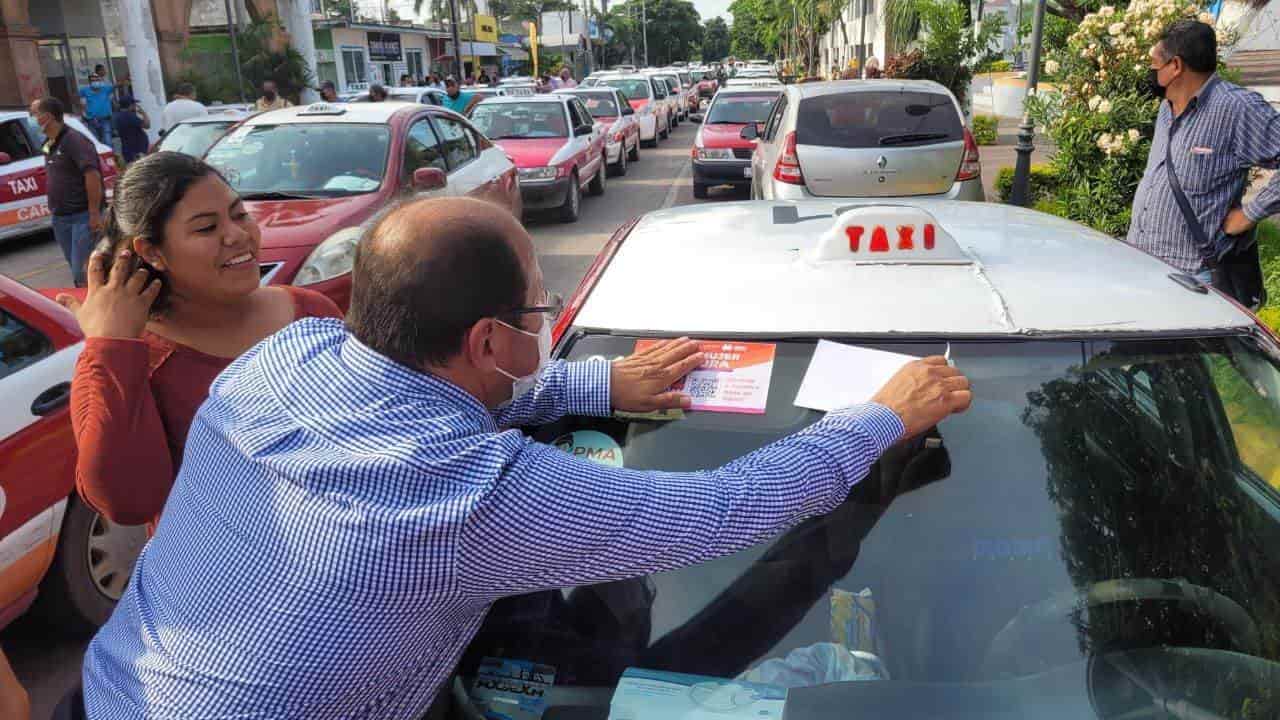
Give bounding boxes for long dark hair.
[99,152,226,315]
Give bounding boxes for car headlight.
[696,148,734,160]
[518,166,558,181]
[294,227,361,286]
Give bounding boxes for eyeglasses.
[506,290,564,322]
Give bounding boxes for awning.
[499,46,530,60]
[460,41,498,56]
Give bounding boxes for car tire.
[559,171,581,223]
[628,139,640,161]
[660,122,669,140]
[609,147,627,177]
[37,496,147,634]
[693,182,708,199]
[642,136,657,149]
[589,157,607,196]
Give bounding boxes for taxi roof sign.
[811,205,972,265]
[298,102,347,116]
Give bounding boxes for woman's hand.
[56,249,161,339]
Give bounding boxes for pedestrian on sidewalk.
[31,97,103,287]
[78,66,115,147]
[255,80,293,112]
[78,195,970,718]
[1126,20,1280,308]
[112,95,150,164]
[319,80,339,103]
[161,82,206,133]
[55,152,342,535]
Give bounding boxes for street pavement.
[0,119,1023,717]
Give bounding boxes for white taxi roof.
[243,101,416,125]
[573,201,1255,336]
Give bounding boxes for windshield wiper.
[239,190,326,200]
[879,132,951,146]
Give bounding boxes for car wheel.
[629,139,640,161]
[660,122,669,140]
[37,496,148,634]
[609,147,627,177]
[693,182,708,199]
[559,171,581,223]
[589,157,606,196]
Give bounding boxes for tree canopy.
[701,16,730,61]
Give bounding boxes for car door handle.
[31,382,71,416]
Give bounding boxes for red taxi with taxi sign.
[0,112,118,243]
[469,95,608,223]
[555,87,642,177]
[690,85,784,199]
[437,201,1280,720]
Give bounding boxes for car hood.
[492,138,569,168]
[699,122,753,149]
[247,195,383,249]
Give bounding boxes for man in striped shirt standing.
[1126,20,1280,289]
[81,198,971,718]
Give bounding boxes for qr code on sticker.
[686,375,720,399]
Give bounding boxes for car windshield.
[600,78,649,100]
[469,102,568,138]
[205,123,391,197]
[690,70,706,82]
[575,93,621,118]
[457,333,1280,719]
[157,121,235,158]
[798,91,963,148]
[706,93,780,124]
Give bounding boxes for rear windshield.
[600,78,649,100]
[157,121,235,158]
[706,93,780,124]
[797,91,963,148]
[469,102,568,138]
[457,333,1280,719]
[574,93,621,118]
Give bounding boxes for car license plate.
[743,167,753,178]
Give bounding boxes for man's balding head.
[347,197,530,368]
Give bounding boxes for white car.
[595,74,671,147]
[644,70,686,124]
[557,87,642,176]
[450,200,1280,719]
[348,87,449,106]
[0,112,118,243]
[154,108,251,158]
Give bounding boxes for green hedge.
[977,59,1011,73]
[995,164,1060,204]
[1258,220,1280,331]
[971,115,998,146]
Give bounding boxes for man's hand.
[88,209,103,233]
[610,338,704,413]
[870,357,972,439]
[1222,207,1256,236]
[56,249,161,339]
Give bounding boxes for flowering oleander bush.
[1025,0,1235,236]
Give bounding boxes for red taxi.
[0,274,146,632]
[203,101,520,309]
[690,86,783,199]
[555,88,641,177]
[0,112,118,243]
[469,95,608,223]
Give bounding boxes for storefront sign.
[474,14,498,43]
[366,32,402,61]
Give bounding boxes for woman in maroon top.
[56,152,342,532]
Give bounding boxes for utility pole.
[641,0,648,67]
[223,0,247,102]
[449,0,464,78]
[1009,0,1046,207]
[582,0,594,74]
[857,0,866,75]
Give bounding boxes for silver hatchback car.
[745,80,984,201]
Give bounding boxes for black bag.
[1164,138,1266,310]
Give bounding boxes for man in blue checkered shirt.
[80,197,972,718]
[1126,20,1280,281]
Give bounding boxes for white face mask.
[495,317,552,407]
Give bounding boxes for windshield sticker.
[553,430,624,467]
[794,340,918,413]
[635,340,776,415]
[470,657,556,720]
[610,668,785,719]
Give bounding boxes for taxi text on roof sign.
[298,103,347,116]
[811,205,972,265]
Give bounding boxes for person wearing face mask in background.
[1125,20,1280,309]
[77,65,115,147]
[254,80,293,112]
[79,196,971,717]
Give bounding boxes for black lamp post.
[1009,0,1046,207]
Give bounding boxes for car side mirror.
[412,167,447,191]
[0,152,10,165]
[740,123,759,140]
[575,125,593,137]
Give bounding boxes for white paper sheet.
[793,340,918,412]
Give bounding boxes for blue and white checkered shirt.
[1126,76,1280,273]
[82,318,903,718]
